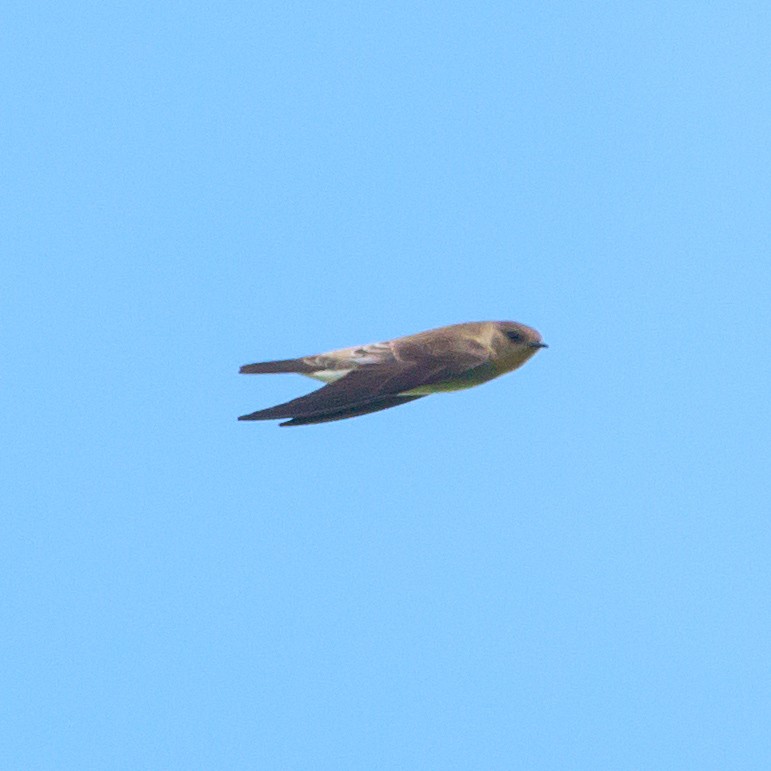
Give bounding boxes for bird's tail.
[239,358,314,375]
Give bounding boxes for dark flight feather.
[274,395,425,426]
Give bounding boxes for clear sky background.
[3,2,770,769]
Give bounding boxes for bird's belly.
[401,382,475,395]
[401,365,498,395]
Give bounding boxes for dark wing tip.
[238,411,275,421]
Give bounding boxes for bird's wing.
[277,395,426,426]
[238,347,490,424]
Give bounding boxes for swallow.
[238,320,547,426]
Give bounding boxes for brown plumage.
[238,321,547,426]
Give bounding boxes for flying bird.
[238,320,547,426]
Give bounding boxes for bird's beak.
[529,342,548,349]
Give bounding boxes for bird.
[238,320,547,426]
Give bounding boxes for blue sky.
[3,2,770,768]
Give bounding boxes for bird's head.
[493,321,548,370]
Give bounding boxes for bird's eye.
[505,330,523,342]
